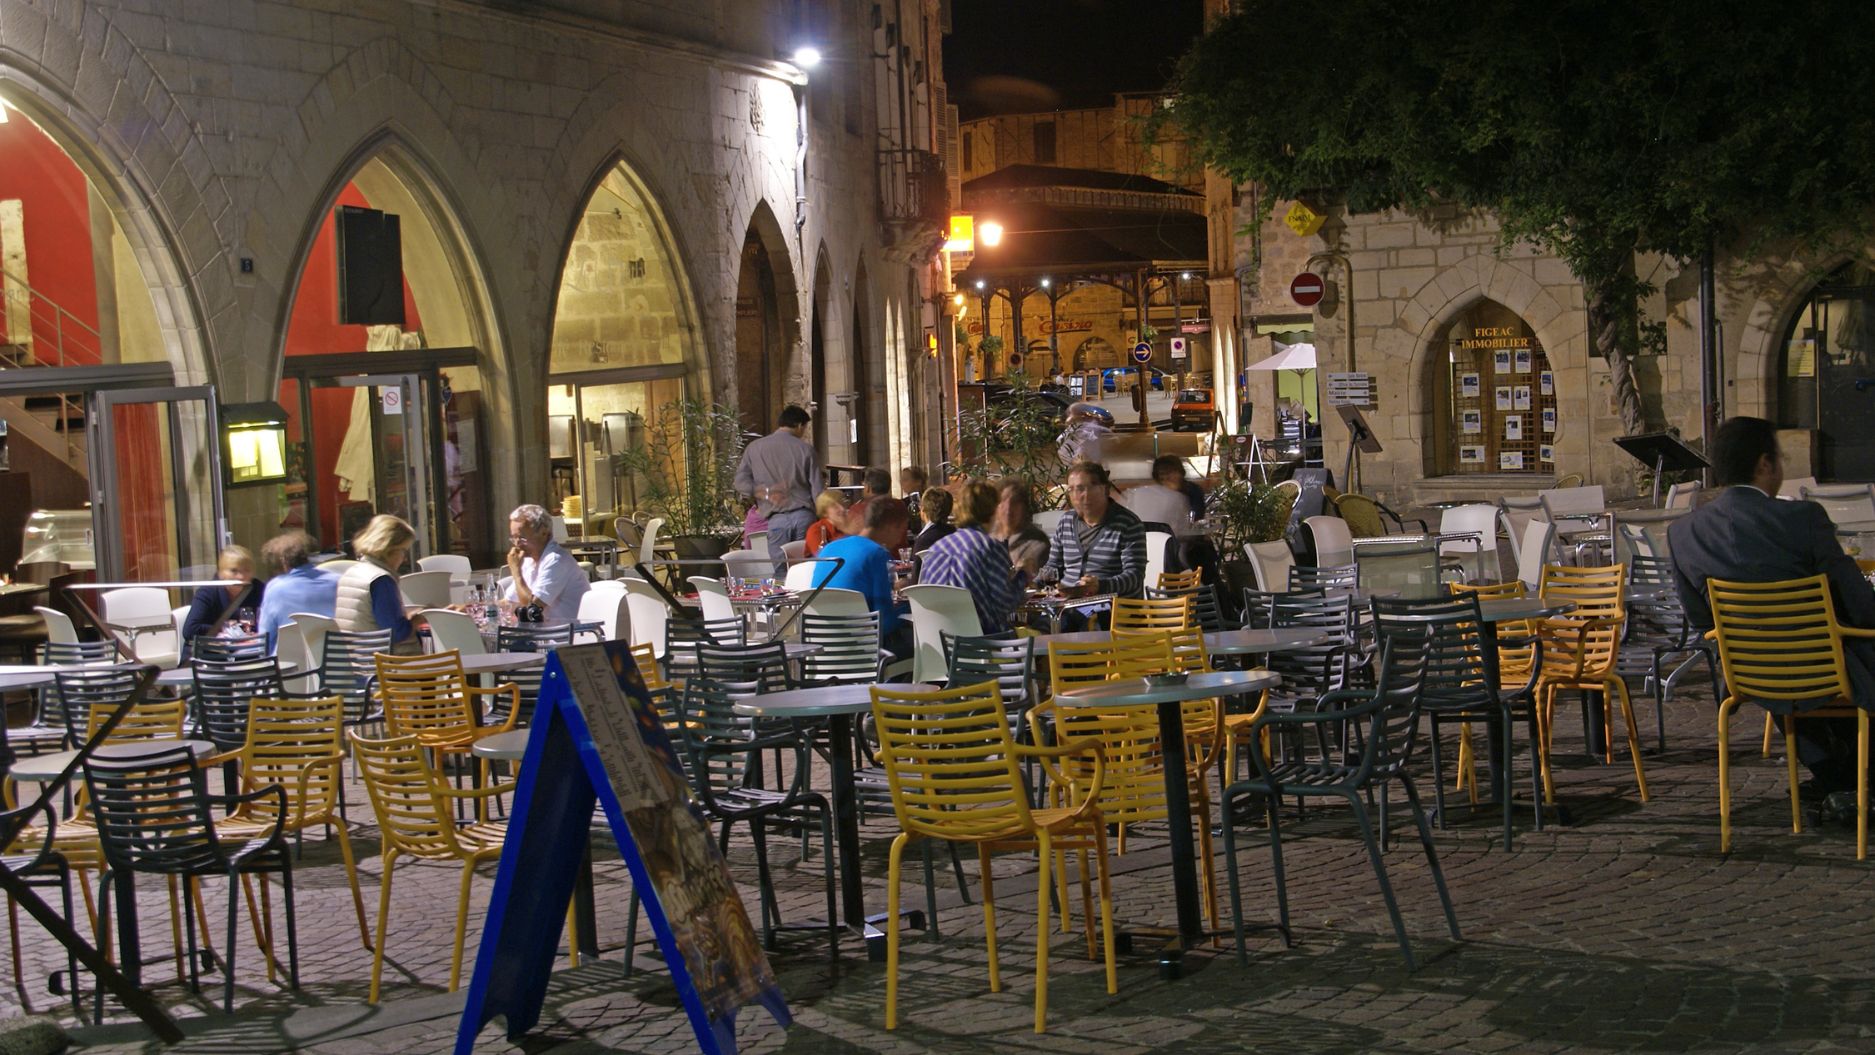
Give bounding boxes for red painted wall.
[280,183,424,546]
[0,109,102,363]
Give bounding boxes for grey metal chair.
[1287,563,1358,591]
[1220,629,1459,970]
[1623,555,1720,753]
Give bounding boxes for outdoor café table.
[1055,668,1282,978]
[733,682,940,961]
[154,660,299,688]
[460,651,545,675]
[11,739,218,784]
[1020,591,1117,633]
[1028,627,1336,657]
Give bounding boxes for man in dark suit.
[1669,416,1875,794]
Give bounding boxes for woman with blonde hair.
[180,544,265,658]
[803,489,849,557]
[334,514,420,647]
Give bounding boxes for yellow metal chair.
[1110,595,1193,633]
[629,641,668,691]
[871,682,1115,1034]
[1034,634,1222,930]
[212,695,371,952]
[1708,575,1874,859]
[351,732,510,1002]
[1446,581,1540,799]
[374,650,521,796]
[1533,564,1645,804]
[1155,568,1203,594]
[84,697,187,743]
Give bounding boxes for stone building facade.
[0,0,951,570]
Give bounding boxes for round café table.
[1029,628,1335,656]
[460,651,545,675]
[11,739,218,784]
[734,682,938,961]
[1056,668,1281,978]
[469,728,530,761]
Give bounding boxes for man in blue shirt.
[255,531,338,651]
[504,504,591,625]
[812,496,913,656]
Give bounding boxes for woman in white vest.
[334,514,421,650]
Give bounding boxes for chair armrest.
[1254,688,1382,726]
[211,784,290,842]
[436,780,515,802]
[1014,738,1106,817]
[1840,626,1875,639]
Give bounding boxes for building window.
[1032,121,1056,164]
[962,132,974,172]
[1433,300,1556,475]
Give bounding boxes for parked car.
[1170,388,1215,431]
[1101,366,1165,393]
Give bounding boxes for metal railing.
[0,266,107,471]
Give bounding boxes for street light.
[978,220,1004,247]
[791,46,822,69]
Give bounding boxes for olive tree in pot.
[955,370,1066,510]
[616,398,746,579]
[1207,477,1296,606]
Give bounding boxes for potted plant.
[1208,476,1295,600]
[617,398,747,572]
[956,371,1065,509]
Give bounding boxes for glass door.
[547,372,684,538]
[326,373,437,559]
[87,386,223,581]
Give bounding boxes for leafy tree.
[1167,0,1875,433]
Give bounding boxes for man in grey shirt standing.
[735,404,822,545]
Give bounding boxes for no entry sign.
[1290,271,1325,307]
[1132,341,1153,364]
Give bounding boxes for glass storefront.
[1434,301,1558,475]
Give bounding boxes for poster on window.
[1460,445,1486,465]
[1495,386,1513,410]
[1539,370,1555,396]
[1500,451,1525,470]
[1461,409,1482,433]
[1494,350,1512,374]
[1514,349,1533,374]
[1460,373,1481,398]
[1504,415,1524,441]
[1542,407,1558,434]
[1540,444,1556,463]
[1513,385,1532,410]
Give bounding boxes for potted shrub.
[617,398,746,575]
[956,371,1065,509]
[1208,477,1295,601]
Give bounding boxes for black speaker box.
[335,205,405,326]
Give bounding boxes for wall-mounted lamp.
[791,46,823,69]
[222,401,290,487]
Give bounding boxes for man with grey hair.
[504,503,590,625]
[255,530,337,652]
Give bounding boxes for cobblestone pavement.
[16,676,1875,1054]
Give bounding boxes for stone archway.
[734,201,801,433]
[809,245,834,462]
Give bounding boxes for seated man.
[811,497,913,657]
[1670,416,1875,800]
[1043,461,1147,628]
[255,531,336,652]
[504,503,592,625]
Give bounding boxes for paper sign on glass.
[1459,373,1481,398]
[1513,385,1532,410]
[1461,409,1482,433]
[1500,451,1525,470]
[1460,445,1486,464]
[1505,415,1523,441]
[1539,371,1554,396]
[1542,407,1558,434]
[1514,349,1533,374]
[1494,350,1512,373]
[1541,444,1556,463]
[1495,386,1512,410]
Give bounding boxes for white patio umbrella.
[1243,341,1319,418]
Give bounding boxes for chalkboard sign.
[455,642,788,1055]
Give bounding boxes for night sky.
[944,0,1205,119]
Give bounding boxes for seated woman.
[803,489,848,557]
[994,479,1049,577]
[811,498,913,657]
[181,545,265,658]
[916,481,1024,635]
[334,514,422,650]
[911,487,955,554]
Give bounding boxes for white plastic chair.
[720,550,772,581]
[746,532,773,559]
[801,587,871,619]
[623,578,671,658]
[1143,529,1174,593]
[638,517,666,569]
[785,560,831,592]
[1304,516,1354,566]
[1515,519,1556,590]
[421,608,489,656]
[1498,496,1545,565]
[550,516,571,543]
[1243,540,1295,592]
[1032,509,1069,539]
[101,587,180,668]
[903,583,984,684]
[35,606,77,645]
[577,589,628,641]
[288,612,337,674]
[1778,476,1817,500]
[1800,483,1875,526]
[398,570,453,609]
[781,540,808,561]
[689,577,737,623]
[416,554,472,580]
[1437,503,1499,582]
[1537,485,1610,562]
[1663,480,1702,510]
[273,621,320,692]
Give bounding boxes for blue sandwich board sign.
[454,642,789,1055]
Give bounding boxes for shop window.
[1434,301,1556,475]
[1776,261,1875,480]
